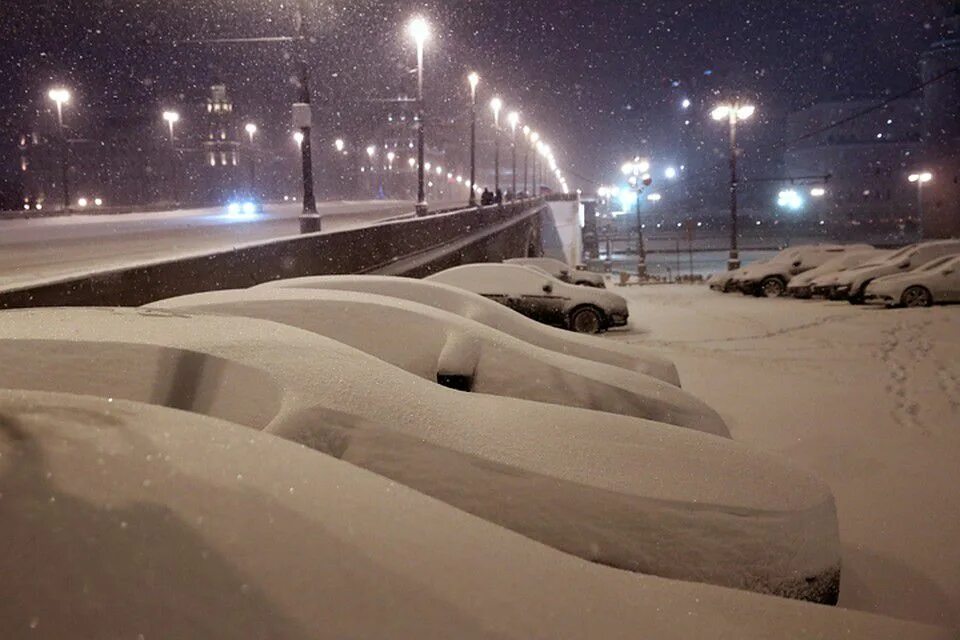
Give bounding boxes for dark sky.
[1,0,948,187]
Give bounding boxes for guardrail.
[0,199,546,309]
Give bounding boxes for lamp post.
[508,111,519,198]
[366,145,377,198]
[162,110,181,206]
[244,122,258,197]
[490,97,503,195]
[468,72,480,206]
[47,88,71,211]
[293,0,319,232]
[908,171,933,239]
[522,125,530,197]
[409,17,430,216]
[622,158,653,277]
[530,131,539,196]
[711,101,756,270]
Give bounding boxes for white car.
[254,274,681,386]
[709,246,833,294]
[0,309,839,601]
[148,288,726,435]
[4,390,946,640]
[427,263,629,334]
[737,245,870,297]
[505,257,607,288]
[835,239,960,304]
[864,254,960,307]
[787,250,888,298]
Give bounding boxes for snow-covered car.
[427,263,629,333]
[707,270,739,292]
[4,389,948,640]
[737,244,870,297]
[0,309,839,600]
[254,274,681,386]
[708,246,819,294]
[505,257,607,288]
[864,254,960,307]
[787,249,888,298]
[148,288,723,434]
[835,239,960,304]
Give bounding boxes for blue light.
[227,202,241,216]
[777,190,804,211]
[242,201,256,215]
[224,201,259,220]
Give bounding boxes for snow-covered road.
[609,284,960,628]
[0,200,459,289]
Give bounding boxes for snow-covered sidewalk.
[609,284,960,628]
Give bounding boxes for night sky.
[2,0,948,187]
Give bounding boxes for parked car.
[3,391,945,640]
[737,245,870,297]
[787,250,888,298]
[427,263,629,333]
[864,254,960,307]
[505,257,607,288]
[709,246,835,294]
[834,240,960,304]
[254,274,681,386]
[0,311,838,601]
[148,288,726,435]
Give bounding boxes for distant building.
[784,98,923,225]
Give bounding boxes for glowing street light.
[334,138,345,153]
[530,131,540,195]
[712,100,756,270]
[490,96,503,193]
[622,157,654,276]
[243,123,258,198]
[386,150,396,169]
[408,157,416,169]
[810,187,826,197]
[244,122,257,143]
[408,16,431,215]
[908,171,934,237]
[522,125,532,195]
[508,111,520,197]
[293,131,305,146]
[47,87,72,210]
[468,72,480,205]
[162,111,180,141]
[665,166,678,179]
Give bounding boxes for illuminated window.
[214,103,221,113]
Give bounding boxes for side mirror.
[542,283,553,294]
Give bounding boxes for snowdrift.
[0,389,948,639]
[0,308,833,600]
[147,288,726,437]
[254,274,680,386]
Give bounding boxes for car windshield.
[3,2,959,637]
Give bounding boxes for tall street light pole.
[162,110,181,206]
[530,131,539,196]
[908,171,933,239]
[711,101,755,270]
[508,111,519,198]
[468,72,480,206]
[409,17,430,217]
[522,125,530,197]
[622,158,652,277]
[294,0,319,232]
[48,88,71,211]
[245,122,258,198]
[490,97,502,195]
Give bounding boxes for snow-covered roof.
[0,389,947,639]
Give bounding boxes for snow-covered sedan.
[864,254,960,307]
[737,244,870,297]
[254,274,681,386]
[427,263,629,333]
[787,249,888,298]
[505,257,607,288]
[834,239,960,304]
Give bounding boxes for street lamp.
[908,171,933,238]
[293,131,305,146]
[468,72,480,206]
[623,157,654,277]
[366,145,377,197]
[711,101,756,270]
[508,111,520,198]
[408,16,430,216]
[47,88,72,211]
[334,138,345,153]
[529,131,540,196]
[490,96,503,195]
[244,122,257,144]
[162,110,182,206]
[244,123,258,198]
[293,0,319,232]
[522,125,531,196]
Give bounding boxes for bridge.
[0,197,575,309]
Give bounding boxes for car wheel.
[900,285,933,308]
[760,277,786,298]
[569,306,604,334]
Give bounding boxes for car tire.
[760,277,786,298]
[568,306,604,334]
[900,285,933,308]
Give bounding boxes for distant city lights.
[777,189,804,210]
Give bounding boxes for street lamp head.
[293,131,305,145]
[647,193,662,202]
[366,145,376,158]
[490,97,503,124]
[711,105,732,121]
[334,138,345,152]
[736,104,756,120]
[522,125,531,137]
[162,110,180,124]
[637,159,650,173]
[244,122,257,135]
[530,131,540,144]
[507,111,520,132]
[386,151,396,162]
[468,72,480,92]
[48,88,71,105]
[681,98,691,109]
[408,17,430,46]
[665,166,678,179]
[408,157,416,168]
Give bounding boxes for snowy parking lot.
[609,284,960,628]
